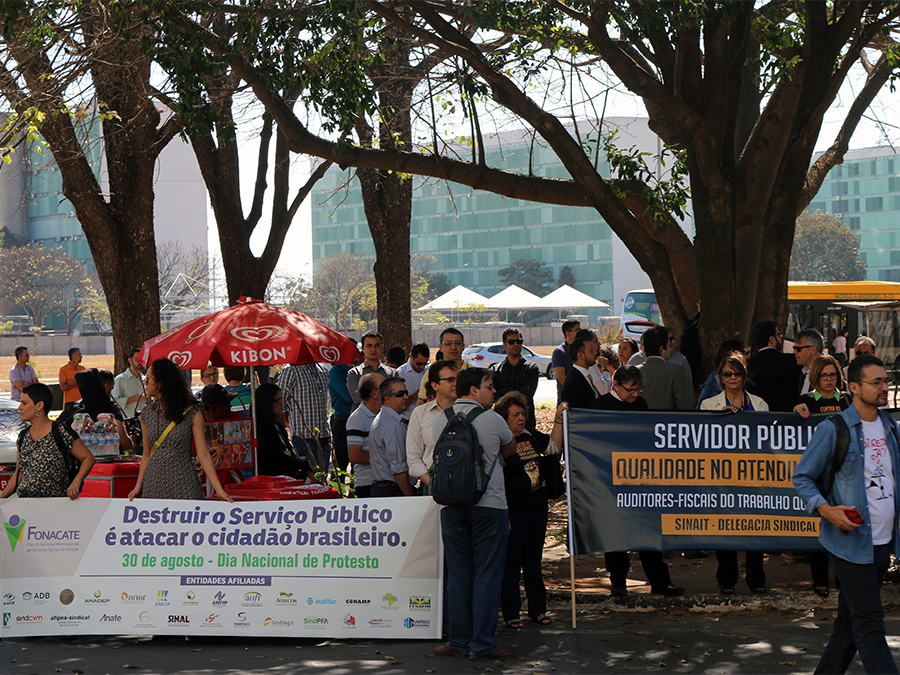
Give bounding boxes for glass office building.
[310,118,677,318]
[806,146,900,282]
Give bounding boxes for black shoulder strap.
[829,414,850,475]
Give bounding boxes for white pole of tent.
[251,370,258,476]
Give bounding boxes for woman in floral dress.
[0,382,94,499]
[128,358,232,502]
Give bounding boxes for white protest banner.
[0,497,442,638]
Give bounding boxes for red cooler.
[219,476,340,501]
[82,456,142,499]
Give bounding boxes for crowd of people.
[2,319,898,670]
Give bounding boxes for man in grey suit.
[637,326,693,410]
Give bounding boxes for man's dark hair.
[361,331,383,346]
[642,325,670,358]
[97,369,114,387]
[223,366,246,383]
[501,327,522,342]
[598,346,619,369]
[385,346,406,368]
[359,374,382,401]
[568,338,590,362]
[14,345,27,359]
[847,354,885,384]
[457,367,490,398]
[797,328,824,353]
[410,341,430,359]
[379,376,405,400]
[561,320,580,336]
[749,321,778,350]
[574,328,597,342]
[439,327,464,343]
[614,365,643,386]
[128,348,141,360]
[428,359,457,393]
[68,347,80,359]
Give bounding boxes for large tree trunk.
[0,7,173,373]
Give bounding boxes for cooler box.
[0,465,15,493]
[82,456,142,499]
[217,476,340,501]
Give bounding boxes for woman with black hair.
[0,382,94,499]
[68,368,134,451]
[255,383,313,480]
[127,358,232,502]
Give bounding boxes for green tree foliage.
[498,259,554,295]
[558,266,576,288]
[790,211,866,282]
[0,244,89,331]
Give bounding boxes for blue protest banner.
[566,409,828,555]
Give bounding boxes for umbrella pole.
[251,373,258,476]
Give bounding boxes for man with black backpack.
[432,368,518,661]
[793,355,900,674]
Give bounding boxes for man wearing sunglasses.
[396,341,430,421]
[368,377,414,496]
[407,360,458,493]
[491,327,540,430]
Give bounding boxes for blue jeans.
[292,436,332,474]
[441,507,509,659]
[815,543,898,674]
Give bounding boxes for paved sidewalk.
[3,609,899,674]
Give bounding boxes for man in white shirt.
[406,360,458,492]
[112,348,146,417]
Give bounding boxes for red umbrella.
[138,297,360,368]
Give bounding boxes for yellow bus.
[787,281,900,359]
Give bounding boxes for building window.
[880,269,900,282]
[871,159,878,175]
[848,163,860,176]
[891,251,900,267]
[833,181,848,196]
[866,196,884,212]
[848,217,860,230]
[833,200,848,214]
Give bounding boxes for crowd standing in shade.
[4,319,892,670]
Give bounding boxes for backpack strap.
[829,414,850,476]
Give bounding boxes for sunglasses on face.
[505,339,524,345]
[721,370,745,378]
[389,390,408,398]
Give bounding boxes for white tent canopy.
[417,285,490,311]
[485,285,545,310]
[540,285,610,309]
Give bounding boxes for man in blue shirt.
[368,377,413,497]
[793,355,900,674]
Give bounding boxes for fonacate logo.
[3,514,25,553]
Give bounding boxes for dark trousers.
[370,482,403,497]
[715,550,765,590]
[500,507,548,622]
[815,544,898,674]
[355,484,371,498]
[330,414,349,474]
[811,550,831,588]
[292,436,332,474]
[605,550,672,591]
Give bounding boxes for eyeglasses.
[620,385,643,394]
[413,360,429,367]
[861,378,892,388]
[438,376,457,383]
[793,345,813,352]
[505,339,524,345]
[442,340,463,347]
[721,371,744,378]
[389,390,409,398]
[818,372,839,380]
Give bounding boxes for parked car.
[461,343,555,379]
[0,398,22,464]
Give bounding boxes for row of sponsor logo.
[3,591,432,611]
[2,610,431,631]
